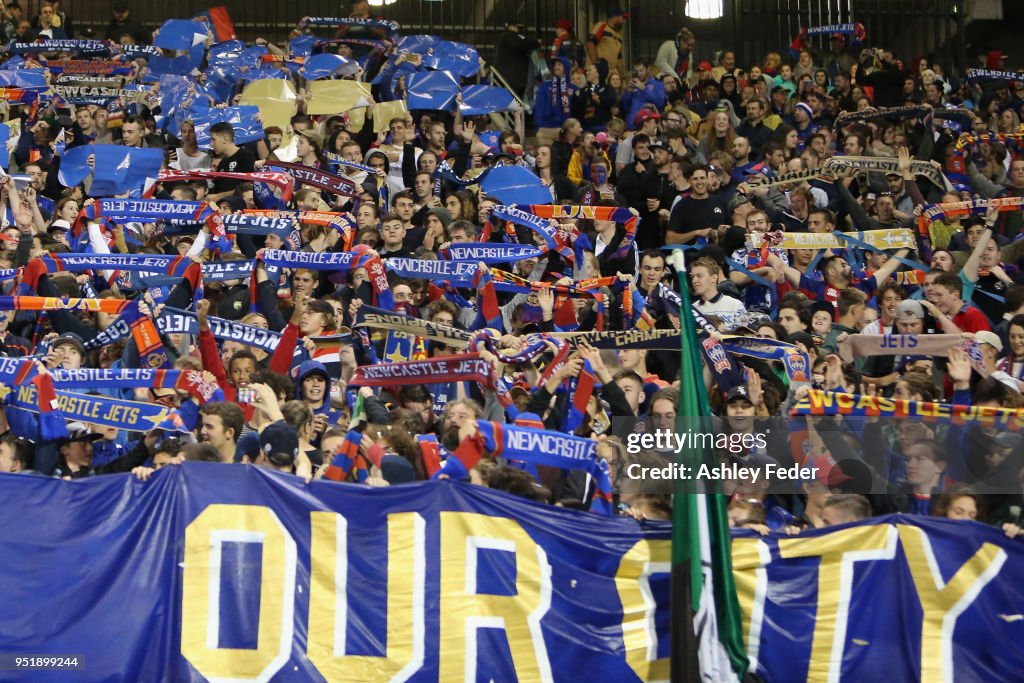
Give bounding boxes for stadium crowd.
[0,0,1022,540]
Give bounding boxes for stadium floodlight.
[368,0,398,6]
[684,0,724,19]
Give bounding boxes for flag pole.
[666,248,750,683]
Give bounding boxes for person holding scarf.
[534,57,576,147]
[655,28,697,89]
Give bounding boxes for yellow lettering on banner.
[17,385,36,404]
[438,512,553,683]
[855,394,877,411]
[614,539,671,682]
[307,511,425,682]
[181,504,296,683]
[777,524,897,683]
[896,524,1007,683]
[731,538,771,673]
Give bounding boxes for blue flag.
[58,145,164,196]
[480,166,552,206]
[460,85,516,115]
[192,106,263,147]
[301,53,357,80]
[154,19,209,52]
[405,71,460,111]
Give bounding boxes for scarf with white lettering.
[553,75,571,116]
[5,40,110,55]
[74,199,225,244]
[24,253,195,289]
[254,246,391,310]
[806,23,855,35]
[298,16,401,36]
[966,69,1024,83]
[431,162,491,189]
[267,160,359,197]
[384,258,478,286]
[348,353,497,390]
[244,209,356,247]
[324,152,378,178]
[50,368,222,403]
[154,169,295,202]
[354,305,473,348]
[477,420,613,515]
[440,243,543,264]
[490,204,597,264]
[196,260,257,283]
[0,357,65,441]
[824,155,946,189]
[222,213,297,238]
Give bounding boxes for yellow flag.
[239,79,297,131]
[306,81,372,115]
[372,100,408,133]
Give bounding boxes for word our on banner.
[0,464,1021,683]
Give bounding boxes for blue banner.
[58,144,164,196]
[460,84,517,115]
[405,71,460,111]
[0,465,1020,682]
[191,105,264,148]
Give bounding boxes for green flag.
[667,250,749,683]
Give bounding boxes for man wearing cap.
[792,102,820,148]
[495,20,534,98]
[587,8,628,79]
[252,421,300,473]
[971,330,1018,392]
[43,332,87,371]
[51,422,157,479]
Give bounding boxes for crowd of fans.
[0,0,1021,542]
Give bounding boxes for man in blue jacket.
[621,59,666,127]
[534,57,576,146]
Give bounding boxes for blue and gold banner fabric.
[0,464,1021,682]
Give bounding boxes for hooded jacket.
[534,57,577,128]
